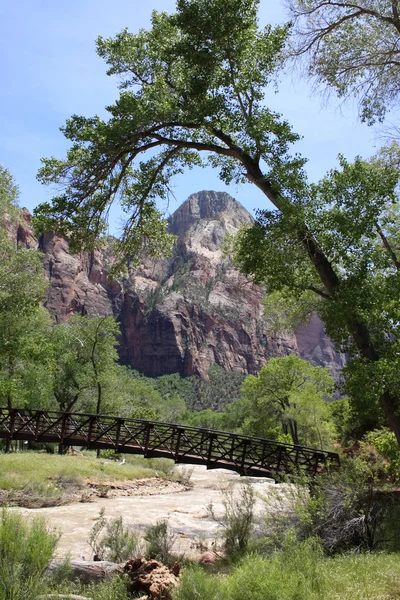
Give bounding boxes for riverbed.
[15,466,285,559]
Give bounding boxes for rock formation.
[12,191,346,381]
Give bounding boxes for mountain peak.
[168,190,253,237]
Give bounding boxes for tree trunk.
[250,159,400,444]
[307,237,400,445]
[96,382,102,459]
[47,560,122,584]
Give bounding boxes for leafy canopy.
[32,0,400,441]
[287,0,400,124]
[238,356,335,448]
[34,0,292,269]
[0,166,52,411]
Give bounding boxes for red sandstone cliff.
[13,191,346,380]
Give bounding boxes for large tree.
[0,167,52,413]
[238,356,335,448]
[50,315,120,414]
[286,0,400,124]
[33,0,400,442]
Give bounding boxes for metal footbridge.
[0,408,340,481]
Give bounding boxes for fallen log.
[47,558,180,599]
[47,560,122,583]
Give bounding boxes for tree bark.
[47,560,123,584]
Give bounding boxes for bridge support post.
[87,416,96,451]
[143,423,153,457]
[34,411,43,441]
[240,441,248,475]
[115,419,123,453]
[174,428,182,463]
[5,410,15,453]
[206,434,216,469]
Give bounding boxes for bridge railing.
[0,408,340,480]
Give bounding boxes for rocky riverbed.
[14,466,286,559]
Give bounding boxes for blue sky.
[0,0,383,231]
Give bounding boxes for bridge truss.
[0,408,340,481]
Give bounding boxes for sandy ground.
[14,466,286,559]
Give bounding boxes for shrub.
[144,519,176,563]
[88,509,142,562]
[296,458,400,553]
[208,482,255,558]
[362,427,400,481]
[0,508,59,600]
[223,537,326,600]
[174,536,326,600]
[173,565,221,600]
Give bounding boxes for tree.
[237,356,335,448]
[107,367,166,420]
[0,167,52,413]
[234,153,400,435]
[286,0,400,124]
[50,315,120,414]
[33,0,400,443]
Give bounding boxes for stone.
[8,190,346,384]
[124,558,180,599]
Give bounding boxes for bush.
[0,508,59,600]
[144,519,176,563]
[296,458,400,553]
[362,427,400,481]
[174,536,326,600]
[173,564,221,600]
[88,509,142,562]
[173,543,400,600]
[208,482,255,558]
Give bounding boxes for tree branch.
[375,221,400,270]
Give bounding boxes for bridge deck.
[0,408,340,481]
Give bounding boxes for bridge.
[0,408,340,481]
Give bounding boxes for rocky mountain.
[13,191,346,381]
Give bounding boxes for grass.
[0,451,158,506]
[174,540,400,600]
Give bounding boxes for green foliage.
[362,428,400,480]
[234,151,400,440]
[0,166,52,411]
[88,508,141,562]
[174,564,221,600]
[208,482,255,558]
[0,165,19,218]
[175,538,400,600]
[0,508,59,600]
[144,519,176,563]
[183,407,227,430]
[238,356,336,448]
[190,365,245,412]
[288,0,400,124]
[50,314,126,416]
[175,537,325,600]
[44,574,129,600]
[34,0,291,266]
[296,458,400,553]
[328,398,355,444]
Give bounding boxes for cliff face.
[14,191,346,380]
